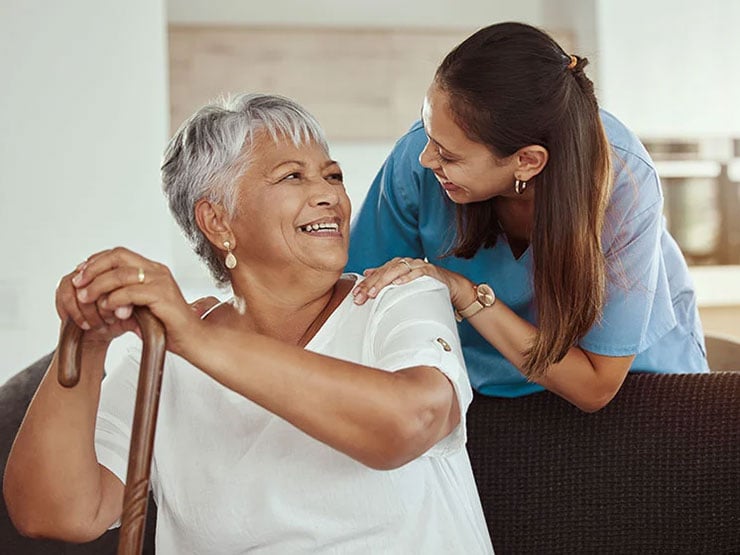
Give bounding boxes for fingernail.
[353,294,364,305]
[72,272,83,286]
[115,306,131,319]
[392,279,401,285]
[105,318,116,325]
[77,289,88,301]
[368,287,377,297]
[100,297,108,309]
[81,321,90,330]
[75,261,85,271]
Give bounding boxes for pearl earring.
[224,240,237,270]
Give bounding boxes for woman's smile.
[297,217,343,237]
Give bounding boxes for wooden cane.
[58,307,166,555]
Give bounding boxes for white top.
[95,276,494,554]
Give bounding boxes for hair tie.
[567,54,578,70]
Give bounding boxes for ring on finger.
[399,259,413,272]
[137,267,146,284]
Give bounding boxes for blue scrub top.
[347,110,708,397]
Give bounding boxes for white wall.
[0,1,171,382]
[168,0,544,29]
[597,0,740,138]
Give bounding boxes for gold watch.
[454,283,496,322]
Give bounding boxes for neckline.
[297,275,357,348]
[201,275,358,347]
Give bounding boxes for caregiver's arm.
[354,259,633,413]
[462,292,633,412]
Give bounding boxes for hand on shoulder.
[352,257,472,309]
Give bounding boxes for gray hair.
[161,93,329,286]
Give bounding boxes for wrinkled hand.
[352,257,474,309]
[56,263,135,348]
[63,247,203,356]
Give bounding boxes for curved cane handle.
[58,308,166,555]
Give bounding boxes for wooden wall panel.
[700,306,740,340]
[168,25,572,141]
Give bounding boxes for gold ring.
[137,267,145,284]
[399,259,413,271]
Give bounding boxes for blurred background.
[1,0,739,382]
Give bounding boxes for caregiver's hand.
[352,257,474,309]
[69,247,203,355]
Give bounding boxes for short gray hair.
[161,93,329,286]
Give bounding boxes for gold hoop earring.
[514,179,528,195]
[224,240,237,270]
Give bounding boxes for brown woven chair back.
[466,372,740,554]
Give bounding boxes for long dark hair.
[435,22,612,377]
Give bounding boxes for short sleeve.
[94,344,141,487]
[580,151,676,355]
[367,277,473,458]
[347,122,428,272]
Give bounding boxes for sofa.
[2,354,739,554]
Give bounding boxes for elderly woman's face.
[229,130,351,276]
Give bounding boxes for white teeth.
[300,222,339,233]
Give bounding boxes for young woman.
[349,22,708,412]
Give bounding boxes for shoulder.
[600,109,663,225]
[600,109,653,164]
[370,276,452,318]
[600,109,659,182]
[386,120,428,164]
[377,275,449,301]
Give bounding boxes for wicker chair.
[3,356,740,553]
[466,372,740,554]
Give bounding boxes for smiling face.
[227,130,351,278]
[419,84,521,203]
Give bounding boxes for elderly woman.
[4,94,493,553]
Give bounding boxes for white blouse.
[95,275,493,554]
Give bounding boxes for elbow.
[7,510,55,541]
[363,396,455,471]
[3,467,35,538]
[3,472,104,543]
[361,423,422,471]
[7,506,104,544]
[573,384,620,413]
[4,483,48,540]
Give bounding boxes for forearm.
[466,301,630,411]
[4,346,114,540]
[183,327,457,469]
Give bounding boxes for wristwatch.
[454,283,496,322]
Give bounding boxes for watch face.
[476,284,496,307]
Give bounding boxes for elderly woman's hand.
[67,247,202,355]
[352,257,474,310]
[56,264,135,348]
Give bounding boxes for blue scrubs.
[347,110,708,397]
